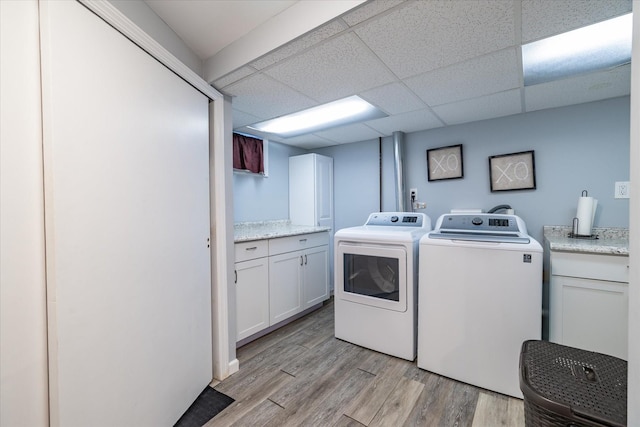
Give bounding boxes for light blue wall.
[234,96,630,246]
[401,96,630,245]
[233,141,305,222]
[315,140,382,231]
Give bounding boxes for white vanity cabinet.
[234,240,269,341]
[549,251,629,359]
[269,232,329,325]
[234,230,329,343]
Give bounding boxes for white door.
[40,2,211,426]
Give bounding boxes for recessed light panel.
[522,13,632,86]
[248,95,387,138]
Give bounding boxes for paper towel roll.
[576,196,597,235]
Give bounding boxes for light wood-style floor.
[208,299,524,426]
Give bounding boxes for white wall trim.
[627,2,639,424]
[79,0,220,101]
[210,96,238,380]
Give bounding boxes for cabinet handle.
[300,256,303,266]
[234,270,237,284]
[245,246,257,251]
[299,238,307,243]
[305,254,308,265]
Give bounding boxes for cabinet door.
[303,245,329,309]
[550,275,628,359]
[315,155,333,229]
[235,258,269,341]
[269,251,303,325]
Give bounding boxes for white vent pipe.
[392,131,406,212]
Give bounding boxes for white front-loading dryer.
[417,213,542,398]
[334,212,431,361]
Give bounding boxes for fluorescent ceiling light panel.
[248,95,387,138]
[522,13,632,86]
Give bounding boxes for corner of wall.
[108,0,204,76]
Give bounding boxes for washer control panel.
[436,214,526,235]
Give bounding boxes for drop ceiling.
[146,0,632,149]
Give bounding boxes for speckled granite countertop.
[234,220,331,242]
[544,226,629,256]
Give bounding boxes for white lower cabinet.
[234,240,269,342]
[549,251,629,359]
[235,258,269,341]
[235,231,329,343]
[269,251,304,325]
[269,232,329,325]
[302,246,329,309]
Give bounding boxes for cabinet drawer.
[235,240,268,262]
[269,232,329,255]
[551,251,629,283]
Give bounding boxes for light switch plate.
[614,181,630,199]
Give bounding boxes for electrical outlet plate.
[410,188,418,199]
[614,181,630,199]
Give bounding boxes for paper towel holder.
[568,217,599,240]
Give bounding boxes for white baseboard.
[228,358,239,376]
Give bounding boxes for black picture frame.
[426,144,464,181]
[489,150,536,192]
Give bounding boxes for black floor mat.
[174,386,234,427]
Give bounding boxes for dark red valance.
[233,133,264,174]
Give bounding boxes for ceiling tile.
[433,90,523,125]
[290,140,338,149]
[354,0,515,79]
[232,109,262,129]
[524,65,631,112]
[147,0,631,149]
[359,82,426,115]
[365,109,444,136]
[341,0,406,27]
[313,123,385,144]
[521,0,632,43]
[250,20,348,70]
[273,133,337,148]
[405,48,520,106]
[225,73,317,119]
[264,32,396,103]
[213,66,256,90]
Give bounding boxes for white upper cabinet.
[289,154,333,229]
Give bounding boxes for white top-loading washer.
[334,212,431,360]
[417,213,542,398]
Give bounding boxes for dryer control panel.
[365,212,428,228]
